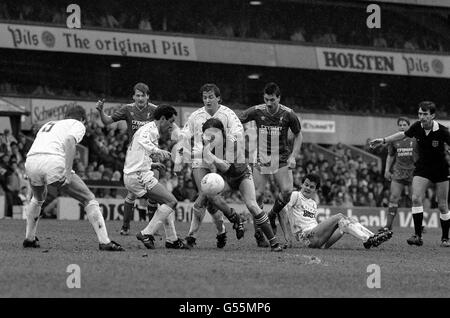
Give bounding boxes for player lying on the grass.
[200,118,283,252]
[23,105,124,251]
[281,173,392,249]
[123,104,188,249]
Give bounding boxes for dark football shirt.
[388,137,416,172]
[404,120,450,168]
[111,102,157,140]
[239,104,301,164]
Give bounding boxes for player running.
[181,83,244,248]
[283,173,392,249]
[123,104,188,249]
[238,82,302,248]
[201,118,283,251]
[370,101,450,247]
[23,105,124,251]
[379,117,417,232]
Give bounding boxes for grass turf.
[0,219,449,297]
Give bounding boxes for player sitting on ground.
[201,118,283,252]
[123,104,188,249]
[282,173,393,249]
[23,105,124,251]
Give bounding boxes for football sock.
[211,210,226,235]
[440,212,450,240]
[187,206,206,237]
[163,211,178,243]
[412,206,424,237]
[142,204,173,236]
[122,198,134,229]
[85,200,110,244]
[255,212,278,246]
[338,218,371,242]
[147,200,158,221]
[385,203,398,229]
[25,197,44,241]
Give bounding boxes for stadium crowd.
[1,0,449,53]
[4,119,443,219]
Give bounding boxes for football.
[201,173,225,195]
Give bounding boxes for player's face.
[133,89,149,107]
[264,93,280,113]
[161,115,176,133]
[202,90,220,113]
[397,120,409,132]
[300,178,317,199]
[418,108,434,128]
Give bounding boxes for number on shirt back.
[41,122,56,132]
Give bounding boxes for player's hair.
[302,173,321,188]
[64,105,87,122]
[418,101,436,114]
[397,117,410,126]
[202,118,226,141]
[153,104,177,120]
[264,82,281,97]
[200,83,221,98]
[133,82,149,96]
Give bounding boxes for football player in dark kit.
[379,117,417,232]
[239,82,303,248]
[370,101,450,247]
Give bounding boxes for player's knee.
[280,191,292,204]
[246,202,261,216]
[411,194,422,205]
[125,193,135,204]
[437,202,448,213]
[389,194,400,203]
[206,199,219,214]
[84,199,100,210]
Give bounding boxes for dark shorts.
[392,169,414,185]
[414,164,449,184]
[223,165,253,191]
[253,155,289,175]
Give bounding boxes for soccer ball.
[201,173,225,195]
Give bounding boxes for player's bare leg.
[322,229,344,249]
[239,178,282,251]
[60,174,124,251]
[269,166,294,240]
[121,191,136,235]
[306,214,344,248]
[381,180,404,231]
[252,167,270,247]
[23,184,47,247]
[407,176,429,246]
[205,183,245,241]
[278,207,294,248]
[435,180,450,247]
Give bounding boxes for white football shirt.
[124,121,159,175]
[27,119,86,158]
[285,191,319,234]
[181,105,244,160]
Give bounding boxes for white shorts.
[124,171,158,198]
[25,154,66,186]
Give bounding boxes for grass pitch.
[0,219,449,298]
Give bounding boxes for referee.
[370,101,450,247]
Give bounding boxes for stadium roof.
[0,98,29,116]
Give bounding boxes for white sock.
[188,206,206,237]
[25,197,43,240]
[85,200,110,244]
[348,216,374,236]
[211,210,226,234]
[163,211,178,242]
[338,218,371,242]
[142,204,174,235]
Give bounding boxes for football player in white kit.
[283,173,393,249]
[123,104,188,249]
[23,105,124,251]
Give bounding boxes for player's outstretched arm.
[288,131,303,168]
[96,99,114,126]
[369,131,405,148]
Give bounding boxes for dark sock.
[271,195,288,216]
[386,206,398,229]
[122,201,134,229]
[440,218,450,240]
[412,213,423,237]
[255,212,278,246]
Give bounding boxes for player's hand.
[369,138,384,149]
[151,162,166,171]
[384,171,392,181]
[156,149,171,161]
[96,99,105,112]
[287,156,296,169]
